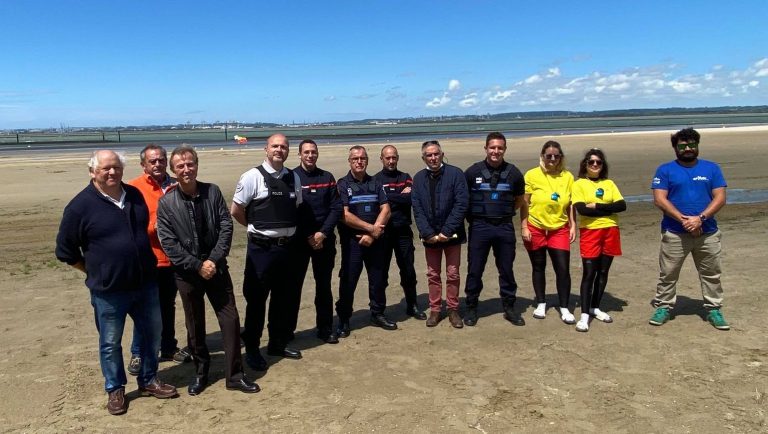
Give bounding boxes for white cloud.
[324,96,336,102]
[668,81,700,92]
[426,93,451,108]
[489,90,517,103]
[546,67,561,78]
[524,74,542,84]
[459,93,478,107]
[414,60,767,113]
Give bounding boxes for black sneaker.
[127,355,141,376]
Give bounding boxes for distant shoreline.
[2,122,767,158]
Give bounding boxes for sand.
[1,127,766,433]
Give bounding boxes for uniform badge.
[491,192,499,200]
[289,192,296,199]
[475,177,483,184]
[365,205,372,212]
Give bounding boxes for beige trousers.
[653,230,724,309]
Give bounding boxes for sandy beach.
[1,127,767,433]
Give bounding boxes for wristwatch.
[699,214,708,221]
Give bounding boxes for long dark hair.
[577,148,609,179]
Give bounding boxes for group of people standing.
[55,127,730,416]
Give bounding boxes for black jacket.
[412,164,469,247]
[156,182,232,275]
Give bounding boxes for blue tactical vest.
[348,178,381,224]
[469,165,515,218]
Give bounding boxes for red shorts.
[524,223,571,252]
[579,227,622,258]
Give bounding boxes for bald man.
[231,134,304,372]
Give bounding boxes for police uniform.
[464,160,525,310]
[293,164,342,339]
[373,168,420,312]
[336,172,389,323]
[233,161,303,357]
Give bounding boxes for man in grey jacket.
[157,145,258,396]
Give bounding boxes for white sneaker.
[575,319,589,332]
[533,303,546,319]
[560,308,576,324]
[591,308,613,323]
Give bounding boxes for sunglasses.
[676,141,699,150]
[587,159,603,167]
[543,154,562,161]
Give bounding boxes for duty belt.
[248,233,294,246]
[473,216,514,225]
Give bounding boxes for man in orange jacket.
[126,144,191,374]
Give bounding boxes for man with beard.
[649,128,729,330]
[231,133,304,372]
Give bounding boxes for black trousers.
[176,267,244,382]
[336,234,388,320]
[381,226,418,307]
[293,234,337,336]
[130,266,178,356]
[242,238,299,354]
[465,220,518,307]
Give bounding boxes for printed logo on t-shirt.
[652,177,661,185]
[235,182,244,193]
[692,176,709,182]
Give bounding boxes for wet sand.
[1,127,767,432]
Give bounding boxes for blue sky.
[1,0,767,129]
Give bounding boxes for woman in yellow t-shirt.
[572,148,626,332]
[521,141,576,324]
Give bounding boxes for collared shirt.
[233,159,303,237]
[101,188,126,209]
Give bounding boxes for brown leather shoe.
[138,378,178,399]
[426,311,441,327]
[448,310,464,329]
[107,387,127,415]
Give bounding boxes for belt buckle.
[276,237,288,246]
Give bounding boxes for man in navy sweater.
[374,145,426,320]
[55,150,177,416]
[293,139,343,344]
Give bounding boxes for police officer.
[374,145,426,320]
[231,133,303,372]
[336,145,394,336]
[293,139,342,344]
[463,132,526,326]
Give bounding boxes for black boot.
[503,300,525,326]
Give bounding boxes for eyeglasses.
[587,159,603,167]
[676,141,699,150]
[543,154,562,161]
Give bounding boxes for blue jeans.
[91,282,161,392]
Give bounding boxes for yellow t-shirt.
[572,178,623,229]
[524,168,574,230]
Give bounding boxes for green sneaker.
[649,307,670,326]
[707,309,730,330]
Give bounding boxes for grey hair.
[88,150,126,171]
